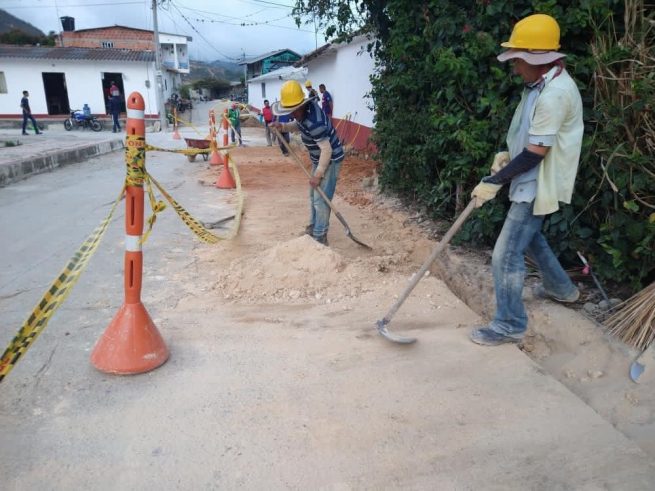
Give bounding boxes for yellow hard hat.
[501,14,560,50]
[304,80,312,88]
[280,80,306,108]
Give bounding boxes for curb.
[0,139,124,188]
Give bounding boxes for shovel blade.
[630,344,654,383]
[376,320,417,344]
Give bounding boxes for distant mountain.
[0,9,45,37]
[182,59,243,84]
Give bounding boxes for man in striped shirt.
[271,80,344,246]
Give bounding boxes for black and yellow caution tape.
[0,136,245,383]
[0,186,125,383]
[172,114,203,137]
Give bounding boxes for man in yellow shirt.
[469,14,584,346]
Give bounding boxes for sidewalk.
[0,127,124,187]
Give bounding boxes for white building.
[246,36,377,151]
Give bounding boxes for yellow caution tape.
[0,186,125,383]
[172,114,203,137]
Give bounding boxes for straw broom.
[604,282,655,350]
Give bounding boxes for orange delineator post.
[172,106,181,140]
[91,92,169,375]
[208,109,221,165]
[216,110,236,189]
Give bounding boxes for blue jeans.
[490,201,576,337]
[112,111,121,131]
[22,113,40,133]
[309,158,343,237]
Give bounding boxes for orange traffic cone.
[216,153,236,189]
[209,139,222,165]
[90,92,169,375]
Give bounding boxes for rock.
[583,302,599,314]
[609,298,622,308]
[598,300,610,310]
[587,370,604,379]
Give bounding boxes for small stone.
[587,370,604,379]
[609,298,622,308]
[583,302,598,314]
[563,369,576,379]
[598,300,610,310]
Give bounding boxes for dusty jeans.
[489,201,577,337]
[309,158,343,238]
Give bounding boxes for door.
[101,73,125,114]
[42,73,70,115]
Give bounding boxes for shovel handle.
[381,200,476,324]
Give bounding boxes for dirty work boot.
[532,284,580,304]
[313,234,328,246]
[470,325,523,346]
[300,224,313,236]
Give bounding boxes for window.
[0,72,7,93]
[261,83,266,98]
[101,41,114,48]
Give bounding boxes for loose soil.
[199,130,655,460]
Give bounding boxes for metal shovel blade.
[630,344,654,383]
[376,320,417,344]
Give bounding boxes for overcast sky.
[3,0,327,62]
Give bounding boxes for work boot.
[313,234,328,246]
[301,224,313,236]
[532,284,580,304]
[22,132,28,135]
[470,326,523,346]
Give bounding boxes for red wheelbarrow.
[184,137,211,162]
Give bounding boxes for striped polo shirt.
[296,101,344,165]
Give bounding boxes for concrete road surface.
[1,128,655,490]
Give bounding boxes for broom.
[604,282,655,350]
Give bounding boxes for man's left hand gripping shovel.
[375,200,476,344]
[272,127,371,250]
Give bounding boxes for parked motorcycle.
[63,110,103,132]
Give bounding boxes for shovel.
[376,200,477,344]
[272,127,372,250]
[630,343,654,383]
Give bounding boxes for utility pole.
[152,0,168,131]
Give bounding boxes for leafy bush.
[295,0,654,291]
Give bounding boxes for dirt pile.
[213,235,414,304]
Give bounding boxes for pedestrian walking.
[271,80,344,246]
[228,103,242,145]
[261,99,276,146]
[20,90,42,135]
[304,80,318,101]
[109,95,122,133]
[469,13,584,346]
[319,84,333,119]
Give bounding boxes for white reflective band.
[125,235,142,251]
[127,108,145,119]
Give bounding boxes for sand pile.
[213,235,408,304]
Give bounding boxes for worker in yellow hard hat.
[270,80,344,246]
[304,80,318,100]
[469,13,584,346]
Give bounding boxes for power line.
[3,1,143,8]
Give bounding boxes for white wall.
[247,78,287,111]
[0,58,163,116]
[306,41,376,127]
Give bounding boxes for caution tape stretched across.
[0,187,125,382]
[0,137,245,383]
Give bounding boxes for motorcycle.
[63,110,103,132]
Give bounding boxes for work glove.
[471,181,502,208]
[490,151,510,176]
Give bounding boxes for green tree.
[294,0,654,291]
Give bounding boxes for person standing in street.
[261,99,276,146]
[271,80,344,246]
[319,84,333,119]
[276,112,292,156]
[109,95,122,133]
[20,91,42,135]
[305,80,318,101]
[469,13,584,346]
[228,103,242,145]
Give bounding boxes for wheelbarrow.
[184,137,210,162]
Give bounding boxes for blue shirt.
[296,101,343,165]
[321,91,333,116]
